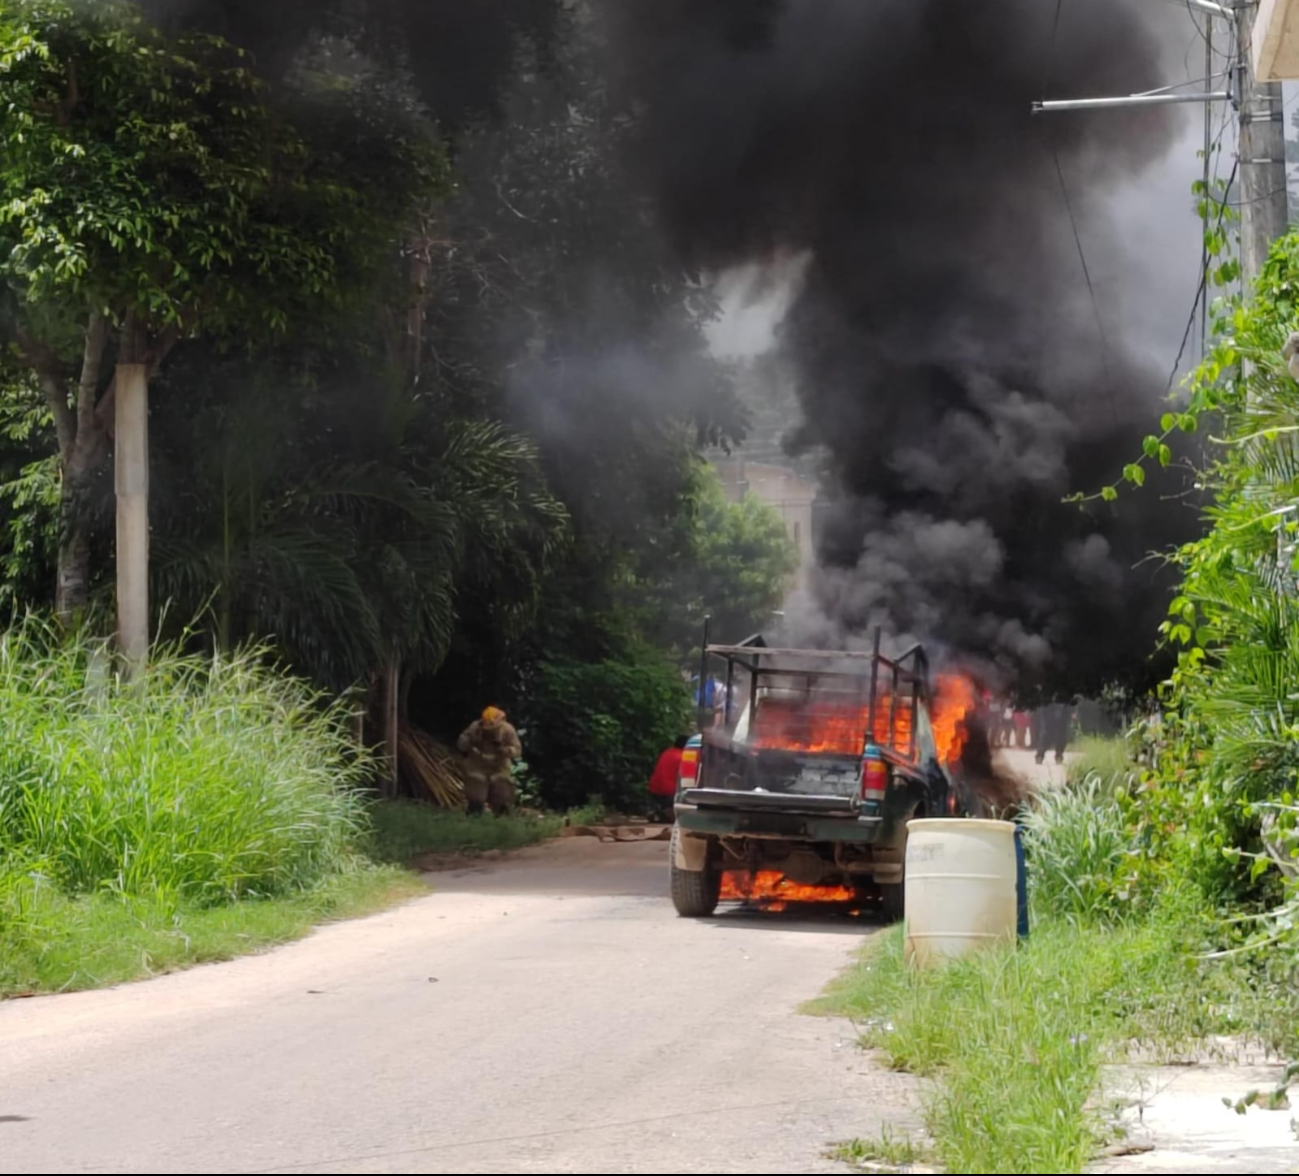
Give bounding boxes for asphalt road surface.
[0,839,923,1175]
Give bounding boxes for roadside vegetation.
[825,765,1297,1173]
[0,628,423,994]
[0,625,612,996]
[825,740,1298,1173]
[826,219,1299,1176]
[0,2,797,992]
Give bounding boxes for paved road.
[0,840,920,1175]
[995,745,1074,787]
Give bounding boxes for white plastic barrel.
[903,818,1018,968]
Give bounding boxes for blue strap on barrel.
[1014,824,1029,940]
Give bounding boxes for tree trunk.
[55,433,100,627]
[382,659,401,797]
[16,313,109,626]
[369,238,432,794]
[115,320,150,674]
[55,509,92,625]
[399,666,415,724]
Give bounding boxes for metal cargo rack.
[698,628,931,767]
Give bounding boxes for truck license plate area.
[736,812,808,837]
[791,759,858,795]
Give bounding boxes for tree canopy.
[0,0,797,808]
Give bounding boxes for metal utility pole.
[1202,18,1215,352]
[1235,1,1288,289]
[1034,2,1292,291]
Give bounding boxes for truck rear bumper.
[681,788,858,815]
[675,802,883,844]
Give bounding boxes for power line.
[1167,155,1239,392]
[1050,139,1115,404]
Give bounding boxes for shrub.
[522,638,692,811]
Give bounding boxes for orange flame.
[747,673,978,765]
[751,699,872,756]
[932,673,978,764]
[721,870,856,911]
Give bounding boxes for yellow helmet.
[482,706,505,724]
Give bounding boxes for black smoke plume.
[605,0,1203,698]
[140,0,559,130]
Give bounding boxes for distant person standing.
[648,736,687,823]
[693,673,725,728]
[1033,702,1070,766]
[692,674,717,711]
[1012,708,1031,749]
[712,679,729,729]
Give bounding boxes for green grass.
[0,628,617,998]
[369,799,605,863]
[0,626,421,995]
[832,1127,933,1170]
[0,865,423,995]
[819,911,1298,1175]
[820,922,1192,1173]
[1022,768,1139,926]
[1067,735,1136,788]
[0,630,369,905]
[815,746,1299,1174]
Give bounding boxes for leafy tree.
[410,11,748,704]
[493,465,792,811]
[140,0,563,133]
[0,2,788,817]
[0,372,58,608]
[146,347,567,694]
[0,0,440,659]
[642,463,798,652]
[426,12,742,523]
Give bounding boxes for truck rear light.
[679,747,699,786]
[860,748,888,801]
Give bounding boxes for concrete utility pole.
[1235,1,1288,289]
[115,316,150,676]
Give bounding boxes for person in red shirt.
[648,736,687,823]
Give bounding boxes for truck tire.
[880,880,905,923]
[879,814,913,923]
[669,827,721,918]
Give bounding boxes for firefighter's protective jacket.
[457,719,522,777]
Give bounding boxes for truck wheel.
[879,814,913,923]
[669,827,720,917]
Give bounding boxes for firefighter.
[457,706,523,816]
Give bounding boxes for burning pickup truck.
[671,632,978,919]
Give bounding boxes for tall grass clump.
[1022,769,1139,926]
[0,624,369,910]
